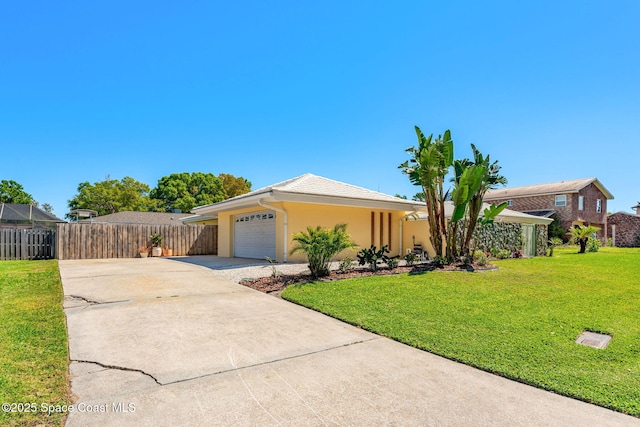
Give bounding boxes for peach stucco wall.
[216,201,423,263]
[282,202,408,262]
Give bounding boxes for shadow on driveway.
[163,255,272,270]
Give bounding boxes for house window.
[555,195,567,207]
[507,200,513,207]
[596,199,602,213]
[578,196,584,211]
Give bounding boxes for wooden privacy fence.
[57,223,217,260]
[0,228,56,260]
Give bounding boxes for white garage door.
[233,211,276,259]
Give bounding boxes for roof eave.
[180,214,218,224]
[493,215,554,225]
[271,190,423,211]
[485,190,581,200]
[192,192,276,214]
[590,179,614,200]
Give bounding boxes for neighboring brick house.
[484,178,614,240]
[607,204,640,247]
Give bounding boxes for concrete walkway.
[60,257,640,426]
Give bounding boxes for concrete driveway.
[60,257,639,426]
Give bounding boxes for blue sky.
[2,1,638,216]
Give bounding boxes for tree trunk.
[578,238,587,253]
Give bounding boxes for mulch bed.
[240,261,496,294]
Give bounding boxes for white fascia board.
[192,192,276,214]
[591,180,615,200]
[180,214,218,224]
[406,212,552,225]
[271,190,424,211]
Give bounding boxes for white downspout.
[399,219,403,257]
[402,210,421,256]
[258,199,288,262]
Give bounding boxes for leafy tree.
[41,203,54,214]
[289,223,358,278]
[218,173,252,198]
[399,126,506,263]
[0,180,35,204]
[68,176,157,216]
[571,224,601,254]
[548,214,568,242]
[151,172,226,213]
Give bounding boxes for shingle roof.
[274,174,414,204]
[79,211,191,225]
[193,173,420,213]
[485,178,614,200]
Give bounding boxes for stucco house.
[484,178,614,240]
[607,203,640,247]
[189,174,552,262]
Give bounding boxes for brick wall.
[576,184,608,226]
[608,213,640,247]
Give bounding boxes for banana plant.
[399,126,454,259]
[400,127,507,263]
[450,162,485,223]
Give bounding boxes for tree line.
[0,172,251,218]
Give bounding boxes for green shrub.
[473,251,488,266]
[432,255,449,267]
[404,252,419,265]
[387,256,399,269]
[357,245,391,271]
[496,249,511,259]
[290,224,357,278]
[338,256,354,272]
[150,233,163,247]
[587,238,601,252]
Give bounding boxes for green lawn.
[0,261,70,427]
[283,247,640,417]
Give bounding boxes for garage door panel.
[234,211,276,259]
